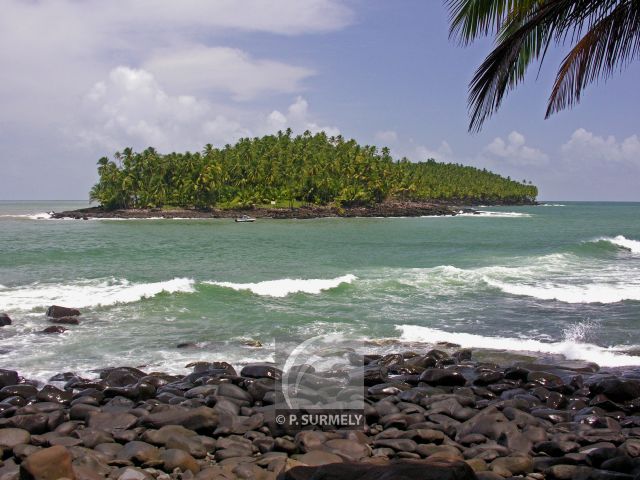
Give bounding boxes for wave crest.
[205,274,357,297]
[0,277,195,311]
[396,324,640,367]
[594,235,640,253]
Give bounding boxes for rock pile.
[0,348,639,479]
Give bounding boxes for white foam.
[457,211,532,218]
[595,235,640,253]
[0,277,195,311]
[540,204,566,207]
[0,212,52,220]
[396,324,640,367]
[485,279,640,304]
[394,251,639,304]
[206,274,357,297]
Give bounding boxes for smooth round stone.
[161,448,200,474]
[0,427,31,449]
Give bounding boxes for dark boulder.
[279,459,478,480]
[419,368,467,387]
[48,316,79,325]
[0,313,11,326]
[40,326,67,334]
[240,363,283,380]
[590,377,640,403]
[36,385,72,404]
[0,369,19,388]
[45,305,80,318]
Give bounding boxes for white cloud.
[77,68,338,152]
[483,131,549,166]
[144,46,314,100]
[561,128,640,165]
[414,141,454,162]
[265,97,340,137]
[375,130,398,144]
[0,0,352,123]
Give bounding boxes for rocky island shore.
[1,310,640,480]
[50,200,537,220]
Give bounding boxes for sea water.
[1,201,639,381]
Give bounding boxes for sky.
[1,0,639,201]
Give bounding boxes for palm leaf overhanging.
[447,0,640,132]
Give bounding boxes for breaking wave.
[593,235,640,254]
[396,324,640,367]
[0,212,52,220]
[0,277,196,311]
[457,211,532,218]
[205,274,357,298]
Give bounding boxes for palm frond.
[448,0,539,44]
[547,0,640,116]
[467,1,576,131]
[449,0,638,131]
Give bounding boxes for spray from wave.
[0,277,195,311]
[205,274,357,297]
[396,324,640,367]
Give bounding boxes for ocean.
[1,200,639,382]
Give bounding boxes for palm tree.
[448,0,640,131]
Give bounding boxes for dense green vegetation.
[90,130,537,209]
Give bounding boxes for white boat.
[235,215,256,223]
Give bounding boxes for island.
[54,130,537,219]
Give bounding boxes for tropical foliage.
[448,0,640,131]
[90,130,537,209]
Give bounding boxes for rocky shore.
[50,201,498,220]
[2,337,640,479]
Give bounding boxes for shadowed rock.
[46,305,80,318]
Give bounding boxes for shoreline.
[1,345,639,479]
[50,200,537,220]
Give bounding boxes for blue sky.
[1,0,638,200]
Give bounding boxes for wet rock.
[46,305,81,318]
[240,364,282,380]
[49,316,80,325]
[103,367,145,387]
[0,313,11,326]
[590,377,640,403]
[40,325,67,334]
[0,384,38,400]
[20,445,76,480]
[0,368,19,388]
[4,413,49,433]
[281,459,477,480]
[37,384,73,404]
[419,368,467,387]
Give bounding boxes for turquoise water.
[1,201,639,381]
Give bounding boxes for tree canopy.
[90,130,537,210]
[448,0,640,131]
